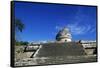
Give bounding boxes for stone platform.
[34,42,86,57]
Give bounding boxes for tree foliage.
[15,19,24,32]
[16,41,29,46]
[15,18,26,45]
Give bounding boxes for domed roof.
[56,27,71,41]
[59,27,69,35]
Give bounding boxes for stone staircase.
[34,42,86,57]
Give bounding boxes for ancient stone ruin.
[34,42,86,57]
[32,27,86,58]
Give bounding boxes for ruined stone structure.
[32,27,86,58]
[15,27,97,66]
[34,42,86,57]
[56,27,71,42]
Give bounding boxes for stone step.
[34,42,86,57]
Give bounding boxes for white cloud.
[55,23,96,35]
[67,23,95,35]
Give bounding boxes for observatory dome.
[56,27,72,42]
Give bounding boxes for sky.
[14,1,97,42]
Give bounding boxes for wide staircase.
[34,42,86,57]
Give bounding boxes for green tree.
[15,41,29,46]
[15,19,25,45]
[15,19,24,32]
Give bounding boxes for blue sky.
[14,2,97,42]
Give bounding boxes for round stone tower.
[56,27,72,42]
